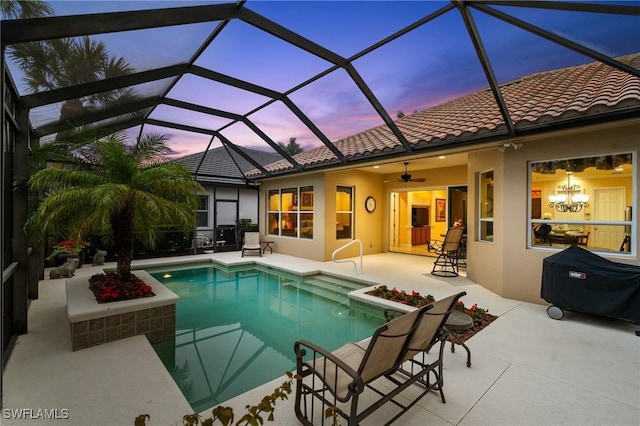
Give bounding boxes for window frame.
[478,169,494,243]
[267,186,314,239]
[528,152,635,256]
[195,194,210,229]
[336,185,354,240]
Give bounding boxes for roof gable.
[175,145,282,184]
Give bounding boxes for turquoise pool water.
[149,264,385,413]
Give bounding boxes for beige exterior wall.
[323,170,384,260]
[260,119,638,305]
[466,150,505,297]
[259,173,326,261]
[467,119,639,304]
[258,169,385,261]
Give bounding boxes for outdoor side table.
[445,310,473,367]
[262,241,274,254]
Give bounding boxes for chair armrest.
[294,340,360,378]
[427,239,444,252]
[294,340,365,400]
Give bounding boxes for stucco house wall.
[259,173,326,261]
[260,119,638,306]
[467,118,639,304]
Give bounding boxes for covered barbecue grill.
[541,246,640,324]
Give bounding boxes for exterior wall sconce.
[498,141,523,152]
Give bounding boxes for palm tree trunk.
[56,99,84,141]
[112,204,135,282]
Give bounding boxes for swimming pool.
[149,263,386,413]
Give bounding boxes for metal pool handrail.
[331,239,363,274]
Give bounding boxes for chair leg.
[431,253,459,277]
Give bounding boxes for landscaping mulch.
[453,313,499,342]
[365,285,498,342]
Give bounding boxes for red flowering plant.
[366,285,435,307]
[47,239,90,260]
[88,272,154,303]
[455,300,489,322]
[367,285,496,341]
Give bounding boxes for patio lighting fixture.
[497,141,523,152]
[548,172,589,213]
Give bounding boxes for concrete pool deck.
[2,252,638,425]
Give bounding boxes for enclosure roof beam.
[2,3,240,44]
[21,64,189,109]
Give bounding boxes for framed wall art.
[435,198,446,222]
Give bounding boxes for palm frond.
[29,168,106,193]
[131,133,174,163]
[28,129,200,276]
[1,0,54,19]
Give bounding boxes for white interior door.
[593,187,625,250]
[389,192,399,249]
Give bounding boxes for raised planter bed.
[66,270,178,351]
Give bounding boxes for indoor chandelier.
[548,173,589,213]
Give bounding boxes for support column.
[12,107,30,334]
[28,135,42,298]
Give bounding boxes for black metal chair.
[533,223,552,245]
[430,227,465,277]
[293,292,465,426]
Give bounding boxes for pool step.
[284,275,365,304]
[305,275,366,292]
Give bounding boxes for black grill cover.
[541,246,640,324]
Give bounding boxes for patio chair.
[430,227,465,277]
[533,223,552,245]
[293,291,465,425]
[241,232,262,257]
[576,231,590,247]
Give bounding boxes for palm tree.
[277,137,304,155]
[4,1,136,138]
[1,0,53,19]
[9,36,136,136]
[27,131,204,281]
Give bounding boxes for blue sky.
[8,1,640,156]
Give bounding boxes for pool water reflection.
[150,264,385,413]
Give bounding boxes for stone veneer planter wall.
[66,270,178,351]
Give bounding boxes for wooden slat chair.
[293,291,466,425]
[241,232,262,257]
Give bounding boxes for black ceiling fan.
[384,162,427,183]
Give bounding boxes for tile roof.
[254,53,640,175]
[175,145,282,185]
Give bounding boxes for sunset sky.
[7,1,639,156]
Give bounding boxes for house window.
[478,170,494,242]
[336,186,353,239]
[530,153,634,254]
[268,186,314,239]
[196,195,209,228]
